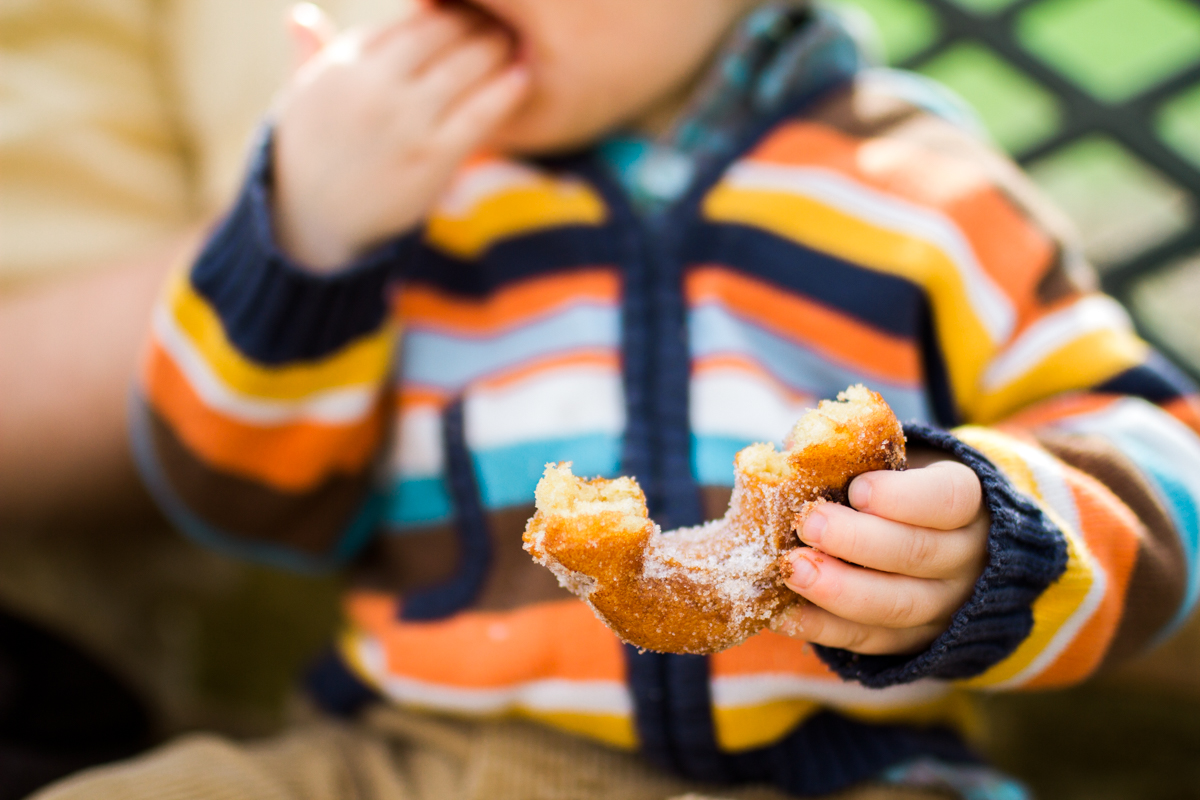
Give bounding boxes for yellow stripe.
[713,699,820,751]
[975,328,1148,424]
[426,183,607,259]
[168,271,396,400]
[703,185,993,419]
[953,428,1096,689]
[518,710,637,750]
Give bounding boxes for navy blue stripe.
[191,130,411,365]
[303,648,380,718]
[400,225,624,297]
[917,295,960,427]
[1095,352,1197,404]
[399,398,493,621]
[684,222,927,339]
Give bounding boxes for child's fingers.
[367,7,480,76]
[415,32,514,118]
[436,63,530,153]
[288,3,337,71]
[797,502,981,580]
[783,549,962,630]
[848,460,983,531]
[769,602,942,655]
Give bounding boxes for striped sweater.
[133,61,1200,796]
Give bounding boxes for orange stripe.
[143,341,382,492]
[1165,395,1200,436]
[476,349,619,391]
[396,387,453,410]
[994,393,1122,432]
[346,594,626,687]
[394,269,620,334]
[687,267,921,384]
[711,629,841,679]
[1023,469,1141,688]
[746,123,1057,324]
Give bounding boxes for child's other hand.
[771,449,989,655]
[272,3,530,271]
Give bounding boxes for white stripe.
[982,296,1133,392]
[153,306,377,425]
[389,405,444,477]
[723,161,1015,343]
[987,442,1106,690]
[711,673,950,710]
[464,365,624,451]
[690,368,813,443]
[357,637,632,715]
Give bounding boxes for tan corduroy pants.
[31,706,948,800]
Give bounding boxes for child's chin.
[489,112,605,158]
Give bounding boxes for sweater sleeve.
[811,106,1200,690]
[131,130,415,571]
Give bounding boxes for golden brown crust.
[523,385,906,654]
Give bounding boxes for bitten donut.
[523,384,907,655]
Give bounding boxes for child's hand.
[272,4,530,271]
[771,449,989,655]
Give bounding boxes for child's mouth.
[435,0,523,53]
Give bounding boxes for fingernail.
[849,477,871,510]
[800,510,826,545]
[789,554,818,589]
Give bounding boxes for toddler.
[41,0,1200,798]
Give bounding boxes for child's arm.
[129,6,528,568]
[771,109,1200,690]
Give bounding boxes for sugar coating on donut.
[523,384,906,654]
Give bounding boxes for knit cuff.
[814,423,1069,687]
[189,127,418,366]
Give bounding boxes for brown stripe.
[474,505,572,611]
[353,507,571,610]
[807,80,1096,305]
[1036,431,1187,665]
[352,525,461,594]
[701,485,734,524]
[147,404,374,557]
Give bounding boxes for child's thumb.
[287,3,336,72]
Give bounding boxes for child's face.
[445,0,754,153]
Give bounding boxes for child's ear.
[287,3,337,72]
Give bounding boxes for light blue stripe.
[474,434,622,510]
[129,396,379,573]
[692,434,757,487]
[400,304,618,389]
[384,435,623,527]
[688,304,933,423]
[383,476,453,529]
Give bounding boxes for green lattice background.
[837,0,1200,379]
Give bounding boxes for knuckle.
[844,623,872,652]
[881,590,917,628]
[904,527,936,571]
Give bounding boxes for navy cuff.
[815,423,1069,687]
[189,127,419,366]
